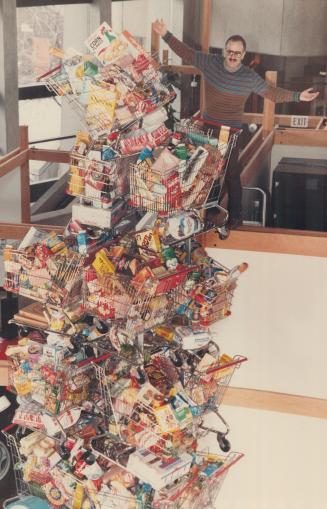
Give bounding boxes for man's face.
[224,40,245,71]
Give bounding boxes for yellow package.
[86,84,117,124]
[214,353,234,379]
[92,248,116,276]
[68,165,84,196]
[154,404,179,433]
[135,229,161,258]
[14,372,32,396]
[72,483,84,509]
[153,325,174,342]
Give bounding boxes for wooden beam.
[274,128,327,147]
[19,126,30,223]
[28,147,71,164]
[239,127,264,166]
[262,70,277,135]
[200,0,211,52]
[0,222,64,240]
[244,112,323,128]
[199,0,211,114]
[162,49,169,65]
[224,387,327,420]
[151,22,160,62]
[240,130,274,184]
[0,149,29,178]
[161,64,201,75]
[202,227,327,257]
[0,146,21,165]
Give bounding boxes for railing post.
[200,0,212,115]
[151,22,160,63]
[19,125,30,223]
[162,49,169,65]
[262,70,277,136]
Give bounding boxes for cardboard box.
[72,199,127,229]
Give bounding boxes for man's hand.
[299,87,320,102]
[153,19,167,37]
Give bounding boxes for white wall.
[209,0,327,56]
[208,247,327,399]
[0,169,22,223]
[211,406,327,509]
[205,246,327,508]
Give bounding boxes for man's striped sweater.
[163,31,300,128]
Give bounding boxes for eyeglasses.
[225,49,243,57]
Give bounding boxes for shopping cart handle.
[77,352,113,368]
[191,114,241,132]
[1,423,16,433]
[36,64,62,82]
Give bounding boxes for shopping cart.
[182,353,247,452]
[176,116,242,239]
[3,247,84,311]
[174,259,248,326]
[1,425,93,509]
[38,56,176,140]
[129,126,226,215]
[141,336,246,452]
[67,146,139,208]
[83,264,196,327]
[1,424,30,499]
[153,451,244,509]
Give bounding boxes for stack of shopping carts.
[2,22,248,509]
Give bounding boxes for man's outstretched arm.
[251,69,319,103]
[153,18,203,67]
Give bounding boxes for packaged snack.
[152,147,180,176]
[92,248,116,276]
[165,211,203,241]
[135,229,161,259]
[85,22,127,65]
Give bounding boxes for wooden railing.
[0,125,70,224]
[1,120,327,253]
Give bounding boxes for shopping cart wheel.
[94,318,109,334]
[217,432,231,452]
[170,351,183,367]
[217,226,230,240]
[19,326,30,337]
[84,345,95,358]
[70,333,84,350]
[59,444,71,460]
[136,367,146,385]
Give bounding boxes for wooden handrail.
[225,387,327,419]
[241,130,275,184]
[0,149,29,178]
[239,126,264,166]
[28,147,71,164]
[202,226,327,257]
[20,126,31,223]
[244,112,324,128]
[262,70,277,135]
[0,222,64,239]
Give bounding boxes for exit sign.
[291,115,309,128]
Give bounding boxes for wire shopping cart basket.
[1,425,95,509]
[83,263,196,325]
[38,54,176,140]
[129,124,229,216]
[3,247,84,311]
[67,149,138,208]
[174,259,248,327]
